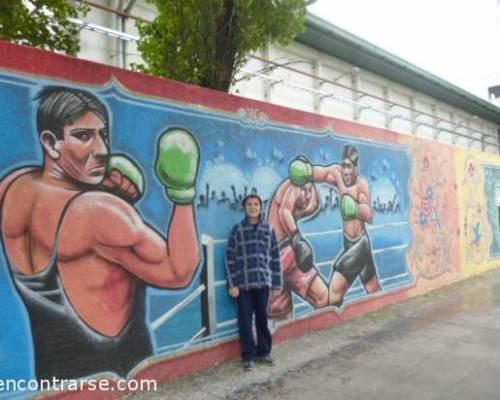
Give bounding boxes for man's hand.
[155,128,200,204]
[102,155,144,204]
[228,287,240,298]
[271,289,282,298]
[291,231,314,272]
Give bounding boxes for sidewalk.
[129,268,500,400]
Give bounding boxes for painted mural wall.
[456,149,500,278]
[0,42,499,398]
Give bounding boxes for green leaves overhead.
[0,0,89,55]
[135,0,315,92]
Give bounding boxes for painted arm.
[313,163,343,188]
[66,192,200,288]
[278,184,301,236]
[357,179,373,224]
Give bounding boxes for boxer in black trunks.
[293,145,381,307]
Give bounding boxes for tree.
[135,0,315,92]
[0,0,89,55]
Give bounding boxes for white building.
[75,0,500,153]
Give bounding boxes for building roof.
[296,13,500,125]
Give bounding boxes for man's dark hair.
[341,145,359,167]
[36,86,109,139]
[242,194,263,209]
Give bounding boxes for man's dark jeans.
[237,287,272,362]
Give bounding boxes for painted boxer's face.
[296,182,313,210]
[341,158,357,186]
[57,111,109,185]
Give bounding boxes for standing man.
[309,145,382,307]
[267,157,331,319]
[0,87,201,379]
[225,194,282,370]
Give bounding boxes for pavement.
[128,268,500,400]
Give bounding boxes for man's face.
[244,197,261,219]
[341,158,357,186]
[296,182,313,210]
[57,111,109,185]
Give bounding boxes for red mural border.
[0,40,399,144]
[1,40,408,398]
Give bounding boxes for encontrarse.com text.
[0,378,157,392]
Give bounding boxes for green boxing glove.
[155,128,200,204]
[105,154,145,202]
[289,156,313,186]
[340,194,359,220]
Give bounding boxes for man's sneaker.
[243,360,254,370]
[256,355,275,366]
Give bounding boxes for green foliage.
[135,0,315,92]
[0,0,89,55]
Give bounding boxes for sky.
[307,0,500,101]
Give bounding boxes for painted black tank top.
[4,180,152,379]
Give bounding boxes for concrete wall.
[0,41,499,399]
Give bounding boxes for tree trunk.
[204,0,238,91]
